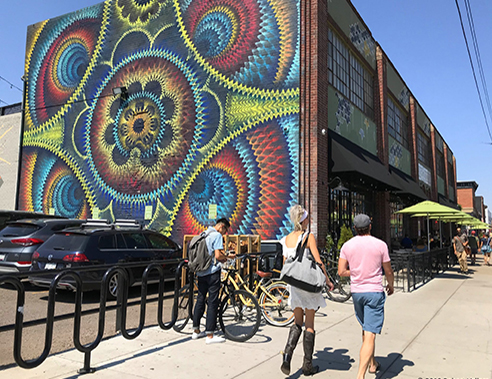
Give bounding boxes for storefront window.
[389,201,404,240]
[328,189,374,244]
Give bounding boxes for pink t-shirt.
[339,235,390,293]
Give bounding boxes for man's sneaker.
[192,331,206,340]
[205,335,226,344]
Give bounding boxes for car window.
[0,224,40,237]
[116,233,126,249]
[123,232,148,249]
[42,233,89,250]
[146,233,175,249]
[98,234,116,249]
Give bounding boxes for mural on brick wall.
[19,0,300,241]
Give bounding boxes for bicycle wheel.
[259,282,294,327]
[218,289,261,342]
[325,271,351,303]
[173,284,192,332]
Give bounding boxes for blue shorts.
[352,292,386,334]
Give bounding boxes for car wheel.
[107,272,120,300]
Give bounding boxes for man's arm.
[215,249,235,262]
[452,237,458,255]
[382,261,394,295]
[338,257,350,277]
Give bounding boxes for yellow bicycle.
[222,256,294,327]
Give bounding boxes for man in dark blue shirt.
[401,235,413,249]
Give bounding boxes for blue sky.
[0,0,102,105]
[0,0,491,213]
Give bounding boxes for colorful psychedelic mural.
[19,0,300,242]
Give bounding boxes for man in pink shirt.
[338,214,394,379]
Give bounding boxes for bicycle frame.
[222,261,286,308]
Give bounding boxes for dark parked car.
[0,218,86,274]
[0,210,66,231]
[29,220,182,298]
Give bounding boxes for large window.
[436,152,445,178]
[448,162,454,186]
[389,201,404,241]
[328,189,374,243]
[417,131,431,166]
[328,29,374,119]
[328,29,349,98]
[387,97,409,148]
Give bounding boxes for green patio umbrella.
[421,212,474,221]
[411,211,477,248]
[457,219,490,228]
[397,201,462,250]
[396,200,462,215]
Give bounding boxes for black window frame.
[387,97,409,148]
[436,151,445,178]
[417,130,431,167]
[328,28,374,119]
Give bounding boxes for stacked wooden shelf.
[182,234,261,286]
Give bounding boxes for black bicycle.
[173,261,262,342]
[320,249,351,303]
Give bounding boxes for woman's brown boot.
[301,330,319,376]
[281,323,302,375]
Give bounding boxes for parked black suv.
[0,218,86,273]
[29,220,182,298]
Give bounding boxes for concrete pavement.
[2,259,492,379]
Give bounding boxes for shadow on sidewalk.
[375,352,414,378]
[437,270,475,280]
[286,346,354,378]
[298,347,355,378]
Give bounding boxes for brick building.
[457,181,486,221]
[305,0,459,247]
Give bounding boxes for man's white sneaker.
[192,331,206,340]
[205,335,226,344]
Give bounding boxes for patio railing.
[389,247,452,292]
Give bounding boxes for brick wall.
[300,0,329,244]
[457,188,474,211]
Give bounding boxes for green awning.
[389,167,427,201]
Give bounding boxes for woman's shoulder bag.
[279,232,326,293]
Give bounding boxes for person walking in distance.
[337,214,394,379]
[280,205,334,376]
[480,232,491,266]
[453,227,469,274]
[192,218,235,344]
[468,231,479,265]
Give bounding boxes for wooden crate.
[181,234,261,286]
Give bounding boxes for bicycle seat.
[256,270,272,278]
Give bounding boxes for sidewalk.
[3,260,492,379]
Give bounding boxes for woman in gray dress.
[280,204,334,376]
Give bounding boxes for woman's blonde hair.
[289,204,307,231]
